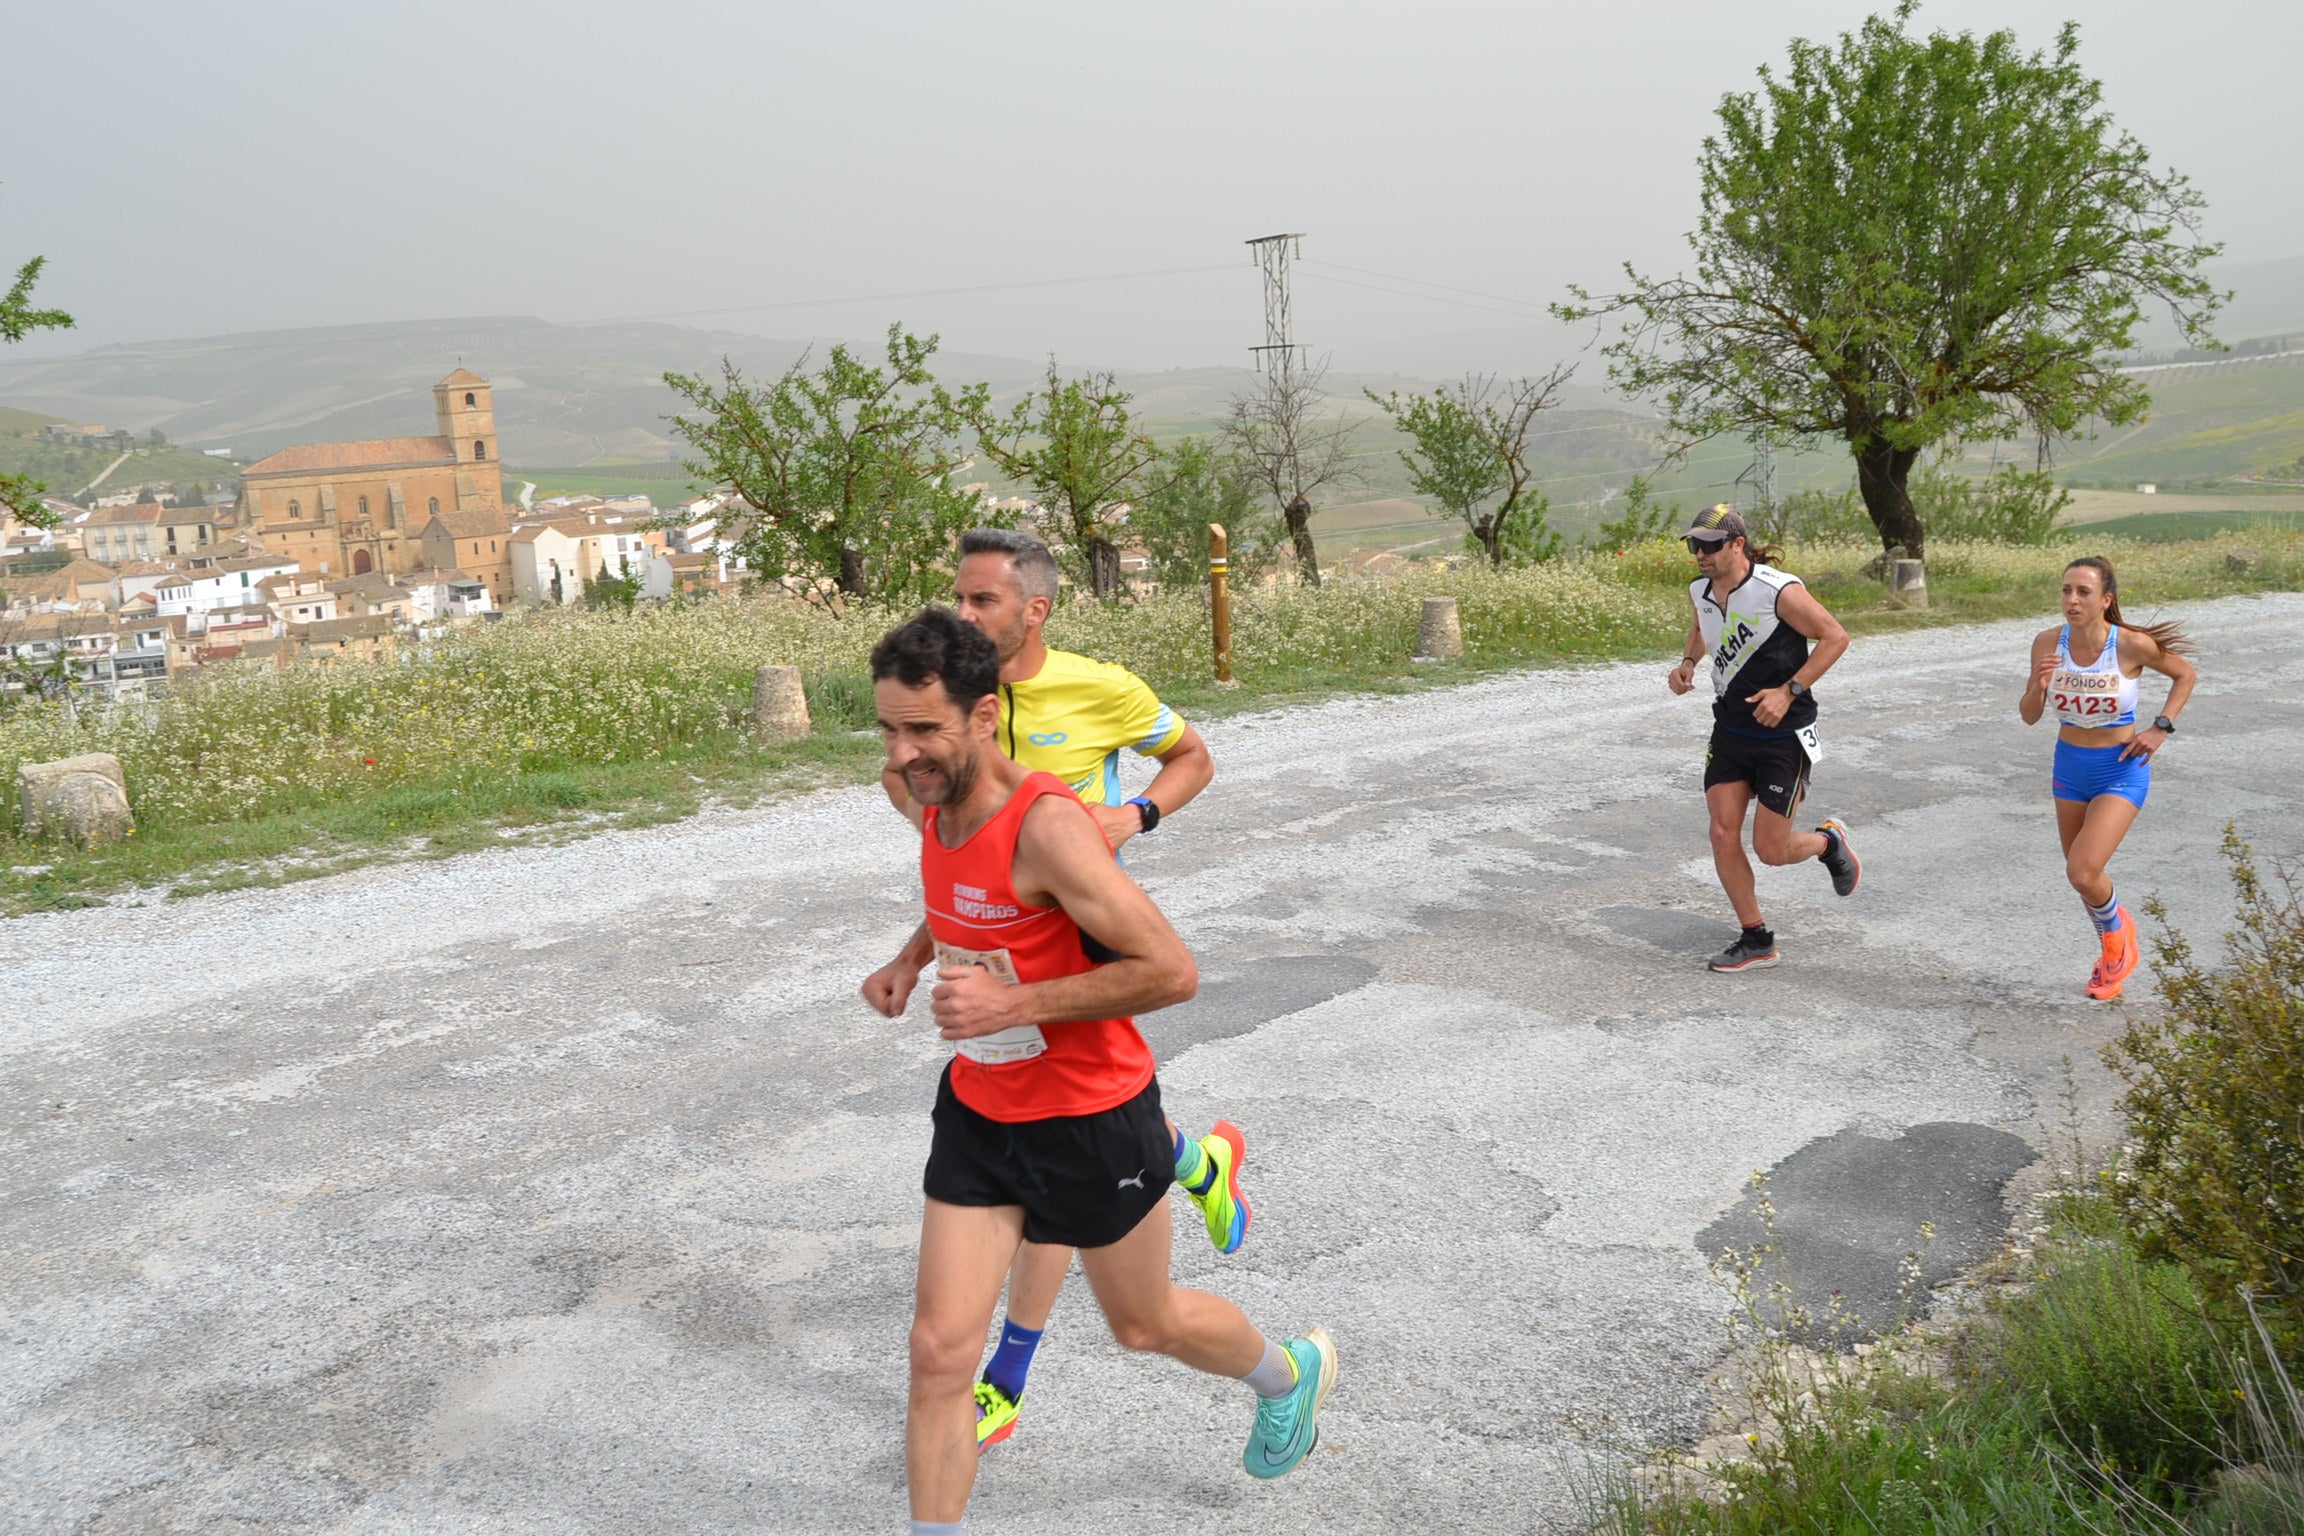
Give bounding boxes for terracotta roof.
[293,614,392,643]
[83,503,164,526]
[57,558,117,583]
[425,507,510,539]
[113,559,187,578]
[242,436,456,477]
[219,553,298,573]
[437,368,486,388]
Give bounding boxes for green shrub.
[1912,462,2073,546]
[1990,1229,2225,1489]
[2110,828,2304,1362]
[805,671,878,733]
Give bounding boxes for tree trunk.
[1475,514,1505,569]
[1853,438,1927,558]
[1086,537,1122,600]
[1284,494,1321,587]
[837,545,868,596]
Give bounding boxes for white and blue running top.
[2048,624,2139,729]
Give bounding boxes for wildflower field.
[3,531,2298,908]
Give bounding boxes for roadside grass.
[1586,1189,2291,1535]
[3,530,2298,914]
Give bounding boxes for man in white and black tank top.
[1666,505,1862,972]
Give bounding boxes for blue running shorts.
[2052,738,2150,808]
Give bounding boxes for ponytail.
[1741,536,1786,566]
[2066,555,2193,656]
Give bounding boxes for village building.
[0,557,118,618]
[236,369,507,582]
[256,571,338,628]
[79,503,165,565]
[415,506,514,606]
[150,555,302,621]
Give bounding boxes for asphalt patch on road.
[1695,1120,2037,1347]
[1139,953,1379,1055]
[1593,905,1729,958]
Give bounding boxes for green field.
[2071,507,2304,542]
[2060,354,2304,486]
[507,463,709,510]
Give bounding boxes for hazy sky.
[5,0,2298,375]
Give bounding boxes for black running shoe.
[1816,817,1860,898]
[1708,932,1780,972]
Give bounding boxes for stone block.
[751,664,812,742]
[2226,547,2261,575]
[1889,558,1928,609]
[1415,596,1463,661]
[17,752,133,849]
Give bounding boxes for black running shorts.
[924,1067,1174,1249]
[1704,724,1811,818]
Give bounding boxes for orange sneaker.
[2086,908,2138,1001]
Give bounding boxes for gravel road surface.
[7,593,2300,1535]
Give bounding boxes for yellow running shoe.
[1186,1120,1251,1255]
[974,1379,1021,1451]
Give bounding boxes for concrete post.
[750,665,811,742]
[1415,596,1463,660]
[1890,559,1928,609]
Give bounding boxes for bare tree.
[1222,357,1361,586]
[1367,365,1577,568]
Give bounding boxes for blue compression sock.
[982,1318,1043,1402]
[2088,891,2122,934]
[1173,1127,1216,1195]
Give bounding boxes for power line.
[572,263,1240,327]
[1297,269,1553,323]
[1301,259,1557,316]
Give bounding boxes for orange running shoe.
[2086,907,2138,1001]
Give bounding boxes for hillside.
[2060,350,2304,487]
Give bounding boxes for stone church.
[235,370,515,604]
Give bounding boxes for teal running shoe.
[1242,1328,1337,1480]
[1187,1120,1252,1255]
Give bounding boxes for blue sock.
[1173,1127,1216,1195]
[2088,891,2121,934]
[982,1317,1043,1402]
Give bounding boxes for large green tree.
[971,364,1156,600]
[1,256,76,530]
[1558,5,2222,557]
[1368,367,1573,568]
[666,325,988,607]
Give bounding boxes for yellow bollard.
[1208,523,1237,687]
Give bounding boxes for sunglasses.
[1685,535,1729,555]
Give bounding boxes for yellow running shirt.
[996,648,1188,807]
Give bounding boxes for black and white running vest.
[1692,563,1815,737]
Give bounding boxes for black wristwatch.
[1126,796,1161,833]
[1787,679,1811,700]
[2152,715,2177,735]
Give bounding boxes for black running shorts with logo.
[924,1066,1174,1248]
[1703,723,1811,817]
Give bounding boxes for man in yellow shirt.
[881,527,1242,1451]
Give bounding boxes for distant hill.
[2060,351,2304,487]
[0,315,1496,471]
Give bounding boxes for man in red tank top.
[861,609,1337,1531]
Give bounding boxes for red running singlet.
[921,771,1156,1123]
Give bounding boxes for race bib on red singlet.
[2048,667,2123,728]
[932,941,1048,1066]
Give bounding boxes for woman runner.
[2018,556,2198,1001]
